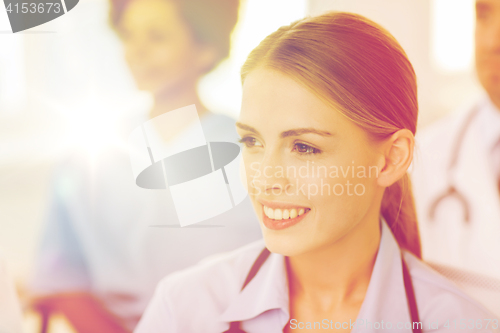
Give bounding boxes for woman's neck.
[286,213,381,314]
[149,82,208,120]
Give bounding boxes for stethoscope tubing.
[427,105,482,223]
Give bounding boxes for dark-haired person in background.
[28,0,261,331]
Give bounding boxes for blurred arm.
[32,292,131,333]
[30,162,92,294]
[0,255,24,333]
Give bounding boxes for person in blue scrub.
[29,0,261,331]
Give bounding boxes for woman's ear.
[376,129,414,188]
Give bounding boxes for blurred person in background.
[28,0,261,331]
[411,0,500,280]
[0,251,24,333]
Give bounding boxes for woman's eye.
[238,137,262,148]
[293,143,321,155]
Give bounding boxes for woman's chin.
[258,212,314,256]
[262,231,310,257]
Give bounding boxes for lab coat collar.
[219,247,289,325]
[452,98,498,202]
[480,95,500,151]
[354,221,411,332]
[219,220,412,331]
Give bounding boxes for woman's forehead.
[240,69,344,133]
[120,0,182,30]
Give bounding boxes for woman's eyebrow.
[236,122,260,134]
[236,123,333,138]
[280,128,333,138]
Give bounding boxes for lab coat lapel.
[219,251,289,332]
[453,108,500,271]
[352,221,412,333]
[413,103,476,223]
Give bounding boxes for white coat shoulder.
[136,240,498,333]
[404,252,498,328]
[134,240,266,333]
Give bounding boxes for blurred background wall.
[310,0,481,127]
[0,0,482,331]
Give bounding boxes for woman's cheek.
[292,161,377,208]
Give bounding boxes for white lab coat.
[135,219,497,333]
[411,96,500,308]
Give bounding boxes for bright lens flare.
[432,0,475,72]
[64,97,127,158]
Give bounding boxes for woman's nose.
[250,154,291,196]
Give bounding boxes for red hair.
[241,12,421,258]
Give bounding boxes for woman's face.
[118,0,210,95]
[237,68,384,256]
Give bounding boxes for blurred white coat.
[411,95,500,281]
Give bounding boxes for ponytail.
[381,173,421,258]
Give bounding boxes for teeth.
[263,205,307,220]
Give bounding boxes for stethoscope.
[427,105,482,224]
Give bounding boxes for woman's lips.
[261,204,311,230]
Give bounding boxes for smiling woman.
[236,15,420,259]
[135,12,497,333]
